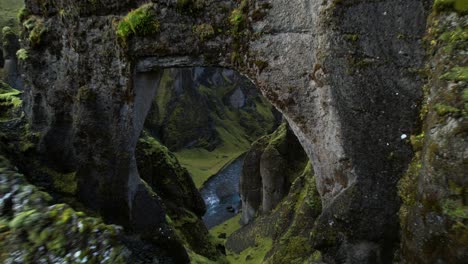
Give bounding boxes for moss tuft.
[410,132,425,151]
[39,167,77,195]
[28,18,46,47]
[16,48,28,61]
[116,4,160,43]
[0,81,22,121]
[440,66,468,81]
[434,103,460,116]
[17,7,29,23]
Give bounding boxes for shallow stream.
[200,157,243,229]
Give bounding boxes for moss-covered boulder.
[0,156,130,263]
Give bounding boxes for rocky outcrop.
[0,156,130,263]
[399,4,467,263]
[240,122,308,225]
[135,132,223,259]
[228,160,323,263]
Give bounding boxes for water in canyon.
[200,156,244,229]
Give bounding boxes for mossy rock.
[0,81,22,121]
[116,3,160,43]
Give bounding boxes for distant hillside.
[144,67,279,187]
[0,0,23,38]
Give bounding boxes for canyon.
[0,0,466,263]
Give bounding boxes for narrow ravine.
[200,156,244,229]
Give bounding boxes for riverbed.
[200,157,244,229]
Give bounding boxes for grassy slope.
[0,0,23,37]
[172,78,275,188]
[211,214,241,238]
[175,111,252,188]
[209,214,272,264]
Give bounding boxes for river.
[200,156,244,229]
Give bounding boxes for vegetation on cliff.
[116,3,160,43]
[0,156,129,263]
[399,2,467,262]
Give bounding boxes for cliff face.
[13,0,465,263]
[399,3,467,263]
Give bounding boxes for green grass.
[175,141,247,188]
[175,85,272,188]
[226,235,273,264]
[211,214,241,238]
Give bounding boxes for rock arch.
[20,0,430,262]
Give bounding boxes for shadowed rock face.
[240,123,308,225]
[19,0,431,262]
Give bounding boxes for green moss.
[193,23,214,41]
[16,48,28,61]
[17,7,29,23]
[40,167,77,195]
[116,3,160,43]
[0,83,22,108]
[268,237,312,264]
[434,103,460,116]
[344,34,359,42]
[440,66,468,81]
[410,132,425,151]
[434,0,468,13]
[230,9,246,32]
[171,209,199,228]
[188,250,221,264]
[9,210,40,229]
[2,26,13,37]
[29,18,46,47]
[226,235,273,264]
[442,199,468,219]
